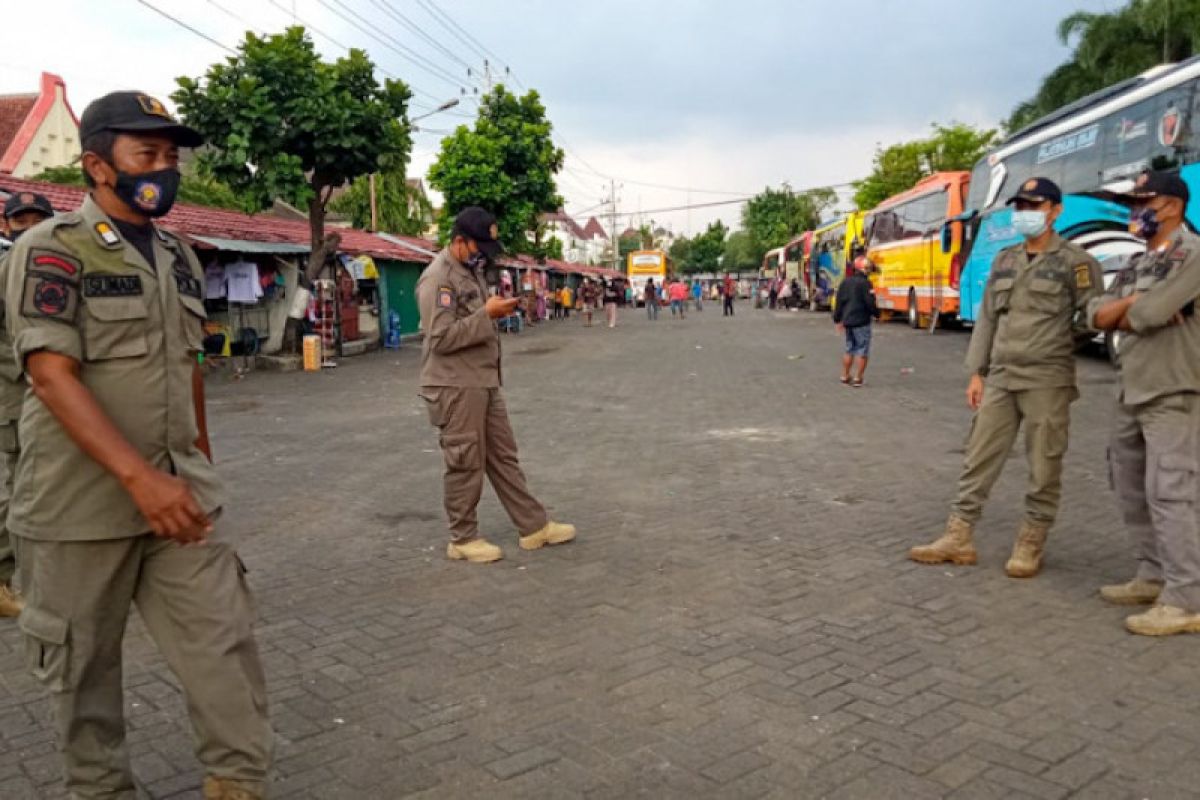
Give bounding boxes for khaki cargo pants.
[0,421,19,586]
[1110,393,1200,611]
[421,386,549,542]
[17,532,271,799]
[951,384,1074,526]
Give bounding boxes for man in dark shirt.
[832,257,880,387]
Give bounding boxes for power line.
[367,0,472,70]
[413,0,507,71]
[135,0,235,54]
[313,0,469,89]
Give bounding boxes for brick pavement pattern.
[2,308,1198,799]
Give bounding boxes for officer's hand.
[835,323,844,335]
[485,296,520,319]
[966,374,985,411]
[127,468,212,543]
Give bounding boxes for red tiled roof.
[580,217,608,240]
[0,175,433,263]
[540,210,587,239]
[0,95,37,166]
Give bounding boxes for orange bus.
[864,171,970,328]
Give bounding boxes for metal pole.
[369,173,378,231]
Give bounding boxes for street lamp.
[369,99,462,230]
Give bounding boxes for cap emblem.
[1023,180,1037,191]
[19,193,34,205]
[489,223,499,240]
[136,94,172,120]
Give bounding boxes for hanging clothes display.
[205,262,227,300]
[225,259,264,304]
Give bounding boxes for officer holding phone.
[416,207,576,563]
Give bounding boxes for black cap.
[79,91,204,148]
[1007,177,1063,206]
[451,206,503,258]
[4,191,53,220]
[1121,170,1191,205]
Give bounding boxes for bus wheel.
[907,289,920,329]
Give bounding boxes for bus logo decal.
[1160,104,1182,146]
[1116,117,1148,142]
[1036,124,1100,164]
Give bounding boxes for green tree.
[852,123,997,210]
[33,164,243,209]
[428,86,564,258]
[618,233,642,265]
[668,235,692,271]
[173,26,412,288]
[722,230,758,272]
[331,169,432,236]
[1007,0,1200,132]
[684,220,728,273]
[741,184,836,265]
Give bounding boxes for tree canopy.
[722,230,758,272]
[740,184,835,265]
[1007,0,1200,133]
[428,86,564,259]
[331,169,432,236]
[173,26,412,280]
[852,123,997,210]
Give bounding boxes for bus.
[864,171,970,328]
[808,212,865,309]
[784,232,813,306]
[955,57,1200,331]
[761,246,784,280]
[627,249,669,305]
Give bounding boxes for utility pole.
[608,178,622,271]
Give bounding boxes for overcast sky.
[3,0,1124,234]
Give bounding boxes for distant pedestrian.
[669,279,688,319]
[580,280,598,327]
[723,273,736,316]
[832,256,881,387]
[603,279,621,328]
[562,284,573,318]
[768,281,779,309]
[644,278,660,321]
[692,280,703,311]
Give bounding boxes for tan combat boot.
[1125,604,1200,636]
[446,538,504,563]
[1005,521,1049,578]
[908,516,977,565]
[1100,578,1163,606]
[520,521,577,551]
[0,583,24,618]
[202,776,263,800]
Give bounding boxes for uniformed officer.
[910,178,1103,577]
[7,93,270,799]
[417,207,576,563]
[0,191,54,617]
[1089,170,1200,636]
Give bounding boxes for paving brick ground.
[2,301,1199,799]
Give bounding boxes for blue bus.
[954,57,1200,343]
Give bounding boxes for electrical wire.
[367,0,472,70]
[135,0,235,54]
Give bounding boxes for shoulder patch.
[94,221,121,246]
[1073,263,1092,289]
[438,286,454,309]
[28,249,81,281]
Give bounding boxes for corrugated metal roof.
[190,235,309,254]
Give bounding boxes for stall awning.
[190,236,310,254]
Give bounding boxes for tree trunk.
[283,182,343,353]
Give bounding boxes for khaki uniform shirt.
[965,233,1103,391]
[4,195,221,541]
[0,251,24,456]
[416,249,501,388]
[1088,228,1200,406]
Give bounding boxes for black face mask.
[112,167,181,218]
[466,251,489,272]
